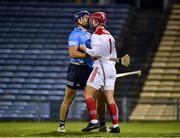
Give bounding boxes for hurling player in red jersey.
[80,12,120,133]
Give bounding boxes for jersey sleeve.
[85,34,101,57]
[68,31,79,47]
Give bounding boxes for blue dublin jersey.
[68,27,93,68]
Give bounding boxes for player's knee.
[68,94,75,101]
[83,90,91,99]
[83,91,87,98]
[64,92,76,104]
[107,99,115,105]
[68,97,74,105]
[105,96,115,105]
[63,96,74,106]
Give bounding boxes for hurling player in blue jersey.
[57,11,107,132]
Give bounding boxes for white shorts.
[87,64,116,91]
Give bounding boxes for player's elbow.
[68,47,78,58]
[69,52,73,57]
[69,53,76,58]
[69,50,76,58]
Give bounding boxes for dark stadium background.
[0,0,179,123]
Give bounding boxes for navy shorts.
[66,63,93,89]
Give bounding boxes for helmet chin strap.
[94,23,99,29]
[93,23,102,30]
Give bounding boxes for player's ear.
[78,17,83,24]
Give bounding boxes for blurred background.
[0,0,179,122]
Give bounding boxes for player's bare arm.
[68,46,88,58]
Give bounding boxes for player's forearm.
[85,48,97,57]
[69,51,88,58]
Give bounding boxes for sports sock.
[85,97,97,120]
[108,103,119,125]
[59,120,65,127]
[91,119,98,124]
[112,124,119,128]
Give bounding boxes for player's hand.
[121,54,130,67]
[92,56,101,60]
[79,44,86,52]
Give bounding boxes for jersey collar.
[76,26,87,32]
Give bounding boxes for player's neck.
[77,25,87,31]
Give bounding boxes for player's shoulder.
[91,33,99,40]
[70,28,81,34]
[69,28,81,38]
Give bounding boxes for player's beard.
[77,21,90,30]
[83,19,90,29]
[83,24,90,30]
[77,23,89,30]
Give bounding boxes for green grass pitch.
[0,122,180,137]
